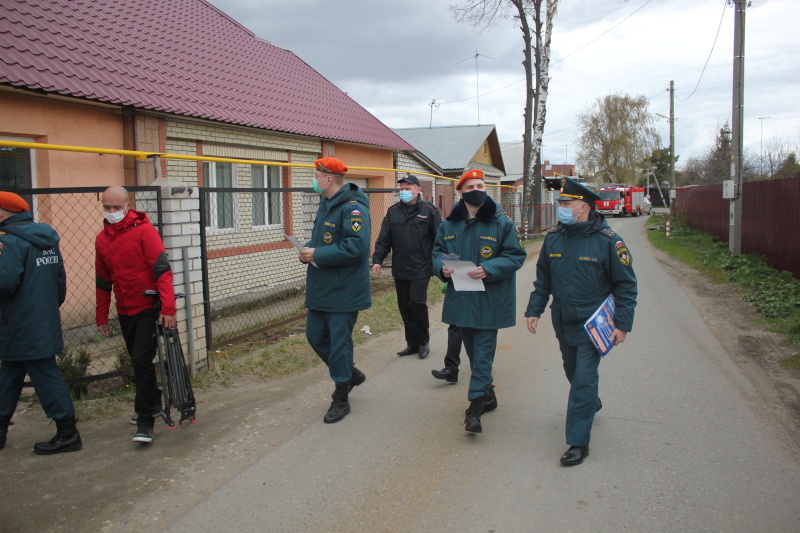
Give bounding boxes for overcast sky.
[207,0,799,171]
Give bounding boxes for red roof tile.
[0,0,414,150]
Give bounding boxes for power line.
[437,0,656,106]
[676,0,728,102]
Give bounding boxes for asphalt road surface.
[159,215,800,533]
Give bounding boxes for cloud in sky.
[208,0,800,170]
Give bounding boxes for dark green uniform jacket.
[305,184,372,313]
[432,198,526,330]
[0,211,67,361]
[525,211,637,345]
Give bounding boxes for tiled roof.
[392,125,501,173]
[0,0,414,151]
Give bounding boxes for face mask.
[103,209,126,224]
[557,204,583,225]
[399,190,414,203]
[311,177,330,195]
[462,189,487,206]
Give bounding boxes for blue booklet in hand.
[583,294,616,357]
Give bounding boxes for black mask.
[462,189,487,206]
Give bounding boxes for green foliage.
[57,346,92,399]
[112,340,133,385]
[648,218,800,347]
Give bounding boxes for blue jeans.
[460,327,497,400]
[306,310,358,385]
[0,356,75,420]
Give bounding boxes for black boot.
[0,415,9,450]
[33,416,82,455]
[324,384,351,424]
[464,396,486,433]
[349,366,366,390]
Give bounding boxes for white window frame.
[204,161,239,234]
[251,164,284,230]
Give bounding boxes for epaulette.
[599,228,616,238]
[546,227,560,234]
[503,214,514,222]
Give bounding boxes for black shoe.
[560,445,589,466]
[417,344,430,359]
[129,413,138,425]
[396,346,419,357]
[464,397,486,433]
[324,384,351,424]
[33,417,82,455]
[431,368,458,383]
[349,366,366,390]
[596,397,603,412]
[132,425,154,443]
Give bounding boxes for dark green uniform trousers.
[0,356,75,420]
[559,340,601,446]
[306,310,358,385]
[461,327,497,400]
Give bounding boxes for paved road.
[164,215,800,533]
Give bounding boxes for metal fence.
[673,177,800,278]
[198,187,396,349]
[4,186,162,389]
[502,203,557,235]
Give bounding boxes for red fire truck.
[596,186,646,217]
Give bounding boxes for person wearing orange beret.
[431,169,527,434]
[0,192,81,454]
[299,157,372,424]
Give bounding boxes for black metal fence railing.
[198,187,396,350]
[1,186,162,390]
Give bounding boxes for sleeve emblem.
[616,247,631,266]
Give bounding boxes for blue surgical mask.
[399,190,414,203]
[557,204,585,225]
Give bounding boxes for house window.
[204,161,237,230]
[0,138,35,208]
[251,164,282,228]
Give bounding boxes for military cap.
[556,177,602,203]
[314,157,348,175]
[397,173,420,186]
[0,191,30,213]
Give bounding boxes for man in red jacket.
[96,186,176,444]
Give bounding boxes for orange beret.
[314,157,348,175]
[0,191,30,213]
[456,169,484,190]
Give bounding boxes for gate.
[4,186,162,389]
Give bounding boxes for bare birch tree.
[450,0,559,228]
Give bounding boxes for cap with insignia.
[556,177,601,203]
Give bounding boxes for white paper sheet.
[284,233,318,267]
[444,260,485,292]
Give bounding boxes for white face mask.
[103,210,126,224]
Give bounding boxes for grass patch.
[647,215,800,350]
[779,355,800,376]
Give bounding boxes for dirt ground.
[1,237,798,533]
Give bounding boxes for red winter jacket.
[95,210,176,324]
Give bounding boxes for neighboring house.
[0,0,414,341]
[393,125,506,216]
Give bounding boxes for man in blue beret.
[525,177,637,465]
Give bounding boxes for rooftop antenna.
[455,50,495,124]
[428,99,440,128]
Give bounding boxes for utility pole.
[729,0,746,255]
[669,80,675,194]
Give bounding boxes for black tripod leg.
[155,324,176,428]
